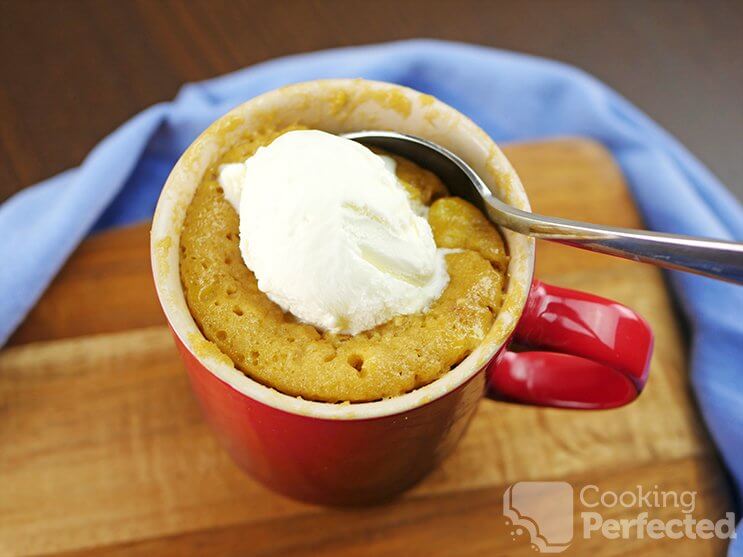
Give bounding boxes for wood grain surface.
[0,139,734,556]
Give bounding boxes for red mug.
[152,79,653,505]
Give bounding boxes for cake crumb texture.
[179,127,508,402]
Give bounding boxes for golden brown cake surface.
[179,128,508,402]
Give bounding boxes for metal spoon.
[344,131,743,284]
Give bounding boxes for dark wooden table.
[0,0,741,202]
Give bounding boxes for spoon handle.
[484,196,743,284]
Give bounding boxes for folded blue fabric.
[1,39,741,551]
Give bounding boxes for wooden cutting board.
[0,139,733,556]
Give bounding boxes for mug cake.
[179,124,509,402]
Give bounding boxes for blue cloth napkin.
[1,39,741,551]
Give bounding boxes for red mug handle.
[488,280,653,410]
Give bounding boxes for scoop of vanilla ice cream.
[217,129,449,335]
